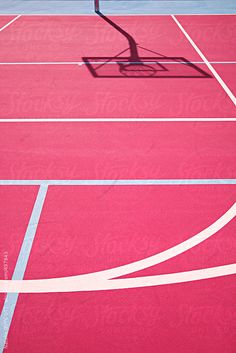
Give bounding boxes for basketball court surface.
[0,1,236,352]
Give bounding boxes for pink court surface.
[0,12,236,353]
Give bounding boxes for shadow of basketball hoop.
[83,12,212,79]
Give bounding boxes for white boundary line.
[0,118,236,122]
[1,179,236,186]
[172,15,236,106]
[0,14,21,32]
[0,61,236,65]
[0,14,235,16]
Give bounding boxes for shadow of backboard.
[83,55,211,78]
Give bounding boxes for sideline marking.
[172,15,236,106]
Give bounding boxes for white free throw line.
[0,15,21,33]
[172,15,236,106]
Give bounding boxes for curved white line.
[1,264,235,293]
[84,203,236,279]
[0,203,235,294]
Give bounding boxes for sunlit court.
[0,0,235,352]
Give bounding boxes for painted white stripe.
[2,264,233,292]
[0,15,21,33]
[204,62,236,65]
[172,15,236,106]
[90,264,236,291]
[0,61,236,65]
[81,202,236,280]
[0,118,236,123]
[0,203,235,293]
[0,179,236,186]
[0,14,235,17]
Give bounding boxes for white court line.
[0,14,235,16]
[1,265,235,292]
[0,179,236,186]
[79,202,236,280]
[0,118,236,122]
[172,15,236,106]
[0,203,235,293]
[0,15,21,32]
[0,61,236,65]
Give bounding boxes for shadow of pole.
[96,11,140,63]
